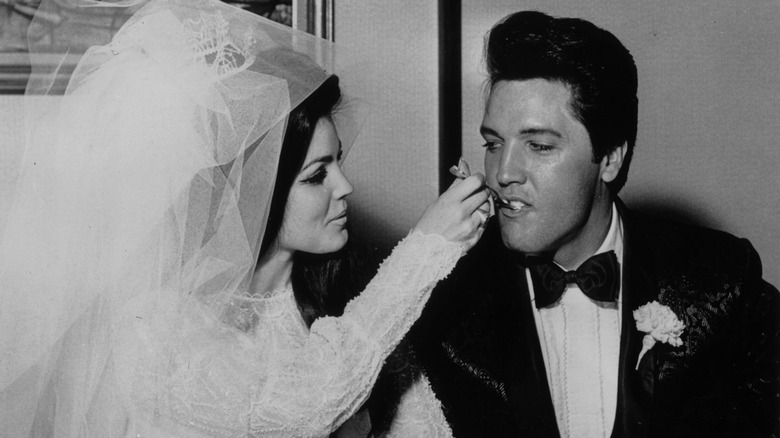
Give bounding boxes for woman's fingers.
[411,171,491,250]
[444,173,486,201]
[462,188,490,214]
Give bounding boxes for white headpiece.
[0,0,339,434]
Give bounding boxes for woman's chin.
[332,232,349,252]
[317,231,349,254]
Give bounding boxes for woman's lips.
[330,211,348,223]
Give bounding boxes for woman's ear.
[600,142,627,183]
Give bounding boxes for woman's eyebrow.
[301,155,335,171]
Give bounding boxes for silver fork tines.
[448,165,518,211]
[483,185,518,210]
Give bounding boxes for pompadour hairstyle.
[486,11,638,192]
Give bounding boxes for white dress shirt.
[526,204,624,438]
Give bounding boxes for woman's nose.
[496,144,528,186]
[333,167,353,199]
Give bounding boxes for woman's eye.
[303,168,328,185]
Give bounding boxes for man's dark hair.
[486,11,638,192]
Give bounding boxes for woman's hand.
[412,174,490,251]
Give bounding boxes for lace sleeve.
[379,371,453,438]
[251,231,462,436]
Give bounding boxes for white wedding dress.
[376,373,453,437]
[117,232,459,437]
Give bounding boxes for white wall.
[335,0,441,251]
[0,95,24,237]
[461,0,779,286]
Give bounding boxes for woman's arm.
[251,231,462,436]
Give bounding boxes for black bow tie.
[528,251,620,309]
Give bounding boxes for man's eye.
[529,142,553,152]
[482,141,501,151]
[303,168,327,185]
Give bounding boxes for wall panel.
[336,0,441,252]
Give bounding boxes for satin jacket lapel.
[501,252,560,436]
[612,200,659,438]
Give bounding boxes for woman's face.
[276,117,353,255]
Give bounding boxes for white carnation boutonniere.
[633,301,685,370]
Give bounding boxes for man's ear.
[600,142,627,183]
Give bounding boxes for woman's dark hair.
[486,11,638,193]
[259,74,366,326]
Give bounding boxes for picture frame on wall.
[0,0,319,94]
[229,0,333,40]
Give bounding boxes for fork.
[482,184,517,210]
[448,165,518,210]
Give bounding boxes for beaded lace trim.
[227,286,296,333]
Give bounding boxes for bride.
[0,0,487,436]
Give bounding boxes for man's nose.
[496,143,528,186]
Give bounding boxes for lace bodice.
[379,372,453,437]
[120,231,462,437]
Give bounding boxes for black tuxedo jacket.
[410,201,779,438]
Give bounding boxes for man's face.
[481,79,618,268]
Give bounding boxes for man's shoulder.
[625,207,748,252]
[620,203,777,318]
[621,204,761,277]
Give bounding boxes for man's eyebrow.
[479,126,563,138]
[519,128,562,138]
[479,126,500,137]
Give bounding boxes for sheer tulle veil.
[0,0,345,434]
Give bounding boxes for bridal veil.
[0,0,343,434]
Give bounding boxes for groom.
[411,11,779,438]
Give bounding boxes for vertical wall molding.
[295,0,335,41]
[438,0,462,193]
